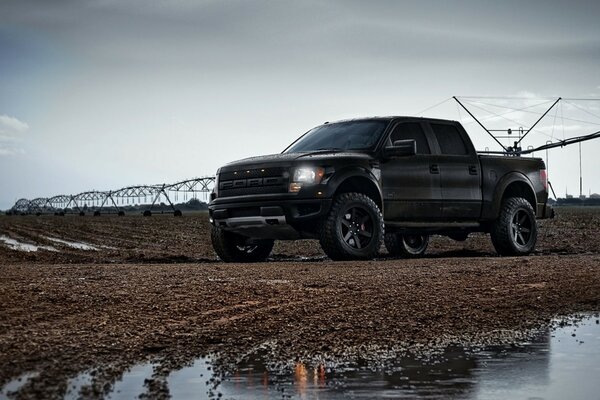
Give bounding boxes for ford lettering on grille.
[220,176,283,190]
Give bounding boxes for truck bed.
[478,154,547,220]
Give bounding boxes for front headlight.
[211,169,220,199]
[290,167,325,192]
[293,167,324,183]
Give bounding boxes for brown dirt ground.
[0,207,599,399]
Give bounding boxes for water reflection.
[0,235,58,252]
[107,363,156,399]
[2,315,597,399]
[43,236,100,251]
[214,314,598,400]
[64,371,92,400]
[222,349,482,399]
[0,372,39,400]
[168,359,213,399]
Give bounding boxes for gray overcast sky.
[1,0,599,209]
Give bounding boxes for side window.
[389,122,430,154]
[431,124,468,155]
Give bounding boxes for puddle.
[0,235,58,252]
[106,363,156,399]
[0,372,39,399]
[64,371,92,400]
[173,313,600,399]
[167,358,214,398]
[43,236,99,251]
[4,314,598,399]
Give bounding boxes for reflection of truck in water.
[209,117,553,262]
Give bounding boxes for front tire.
[211,226,274,263]
[319,192,384,261]
[385,233,429,257]
[490,197,537,256]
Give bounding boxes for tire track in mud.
[0,209,600,398]
[2,208,599,265]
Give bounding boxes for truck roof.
[323,116,461,125]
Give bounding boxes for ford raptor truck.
[208,117,553,262]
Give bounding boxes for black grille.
[219,186,288,197]
[218,167,288,198]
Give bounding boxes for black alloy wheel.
[319,192,384,260]
[385,232,429,257]
[211,225,274,263]
[402,234,429,255]
[490,196,538,256]
[339,205,375,250]
[510,209,533,248]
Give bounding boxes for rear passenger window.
[431,124,468,155]
[389,123,430,154]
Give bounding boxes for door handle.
[429,164,440,174]
[469,165,478,175]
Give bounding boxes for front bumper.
[209,196,332,240]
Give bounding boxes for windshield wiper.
[313,147,344,152]
[287,147,345,155]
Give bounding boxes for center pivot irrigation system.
[451,96,600,156]
[421,96,600,198]
[7,95,600,216]
[9,177,215,216]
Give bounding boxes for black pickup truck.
[209,117,553,262]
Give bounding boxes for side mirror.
[384,139,416,158]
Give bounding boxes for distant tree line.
[548,197,600,206]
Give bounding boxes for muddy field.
[1,208,600,399]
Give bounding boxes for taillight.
[540,169,548,190]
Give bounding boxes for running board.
[385,221,482,229]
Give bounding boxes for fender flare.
[326,167,383,211]
[490,172,537,217]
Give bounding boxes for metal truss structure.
[453,96,600,155]
[8,97,600,215]
[9,177,215,216]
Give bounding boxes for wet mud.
[0,208,599,398]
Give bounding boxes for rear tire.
[385,233,429,257]
[319,192,384,261]
[490,197,537,256]
[211,226,274,263]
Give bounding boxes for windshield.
[284,120,389,153]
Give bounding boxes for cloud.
[0,114,28,156]
[515,91,544,99]
[0,115,29,135]
[0,148,24,156]
[0,134,19,142]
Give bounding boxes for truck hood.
[219,151,373,172]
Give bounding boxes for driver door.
[380,121,443,221]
